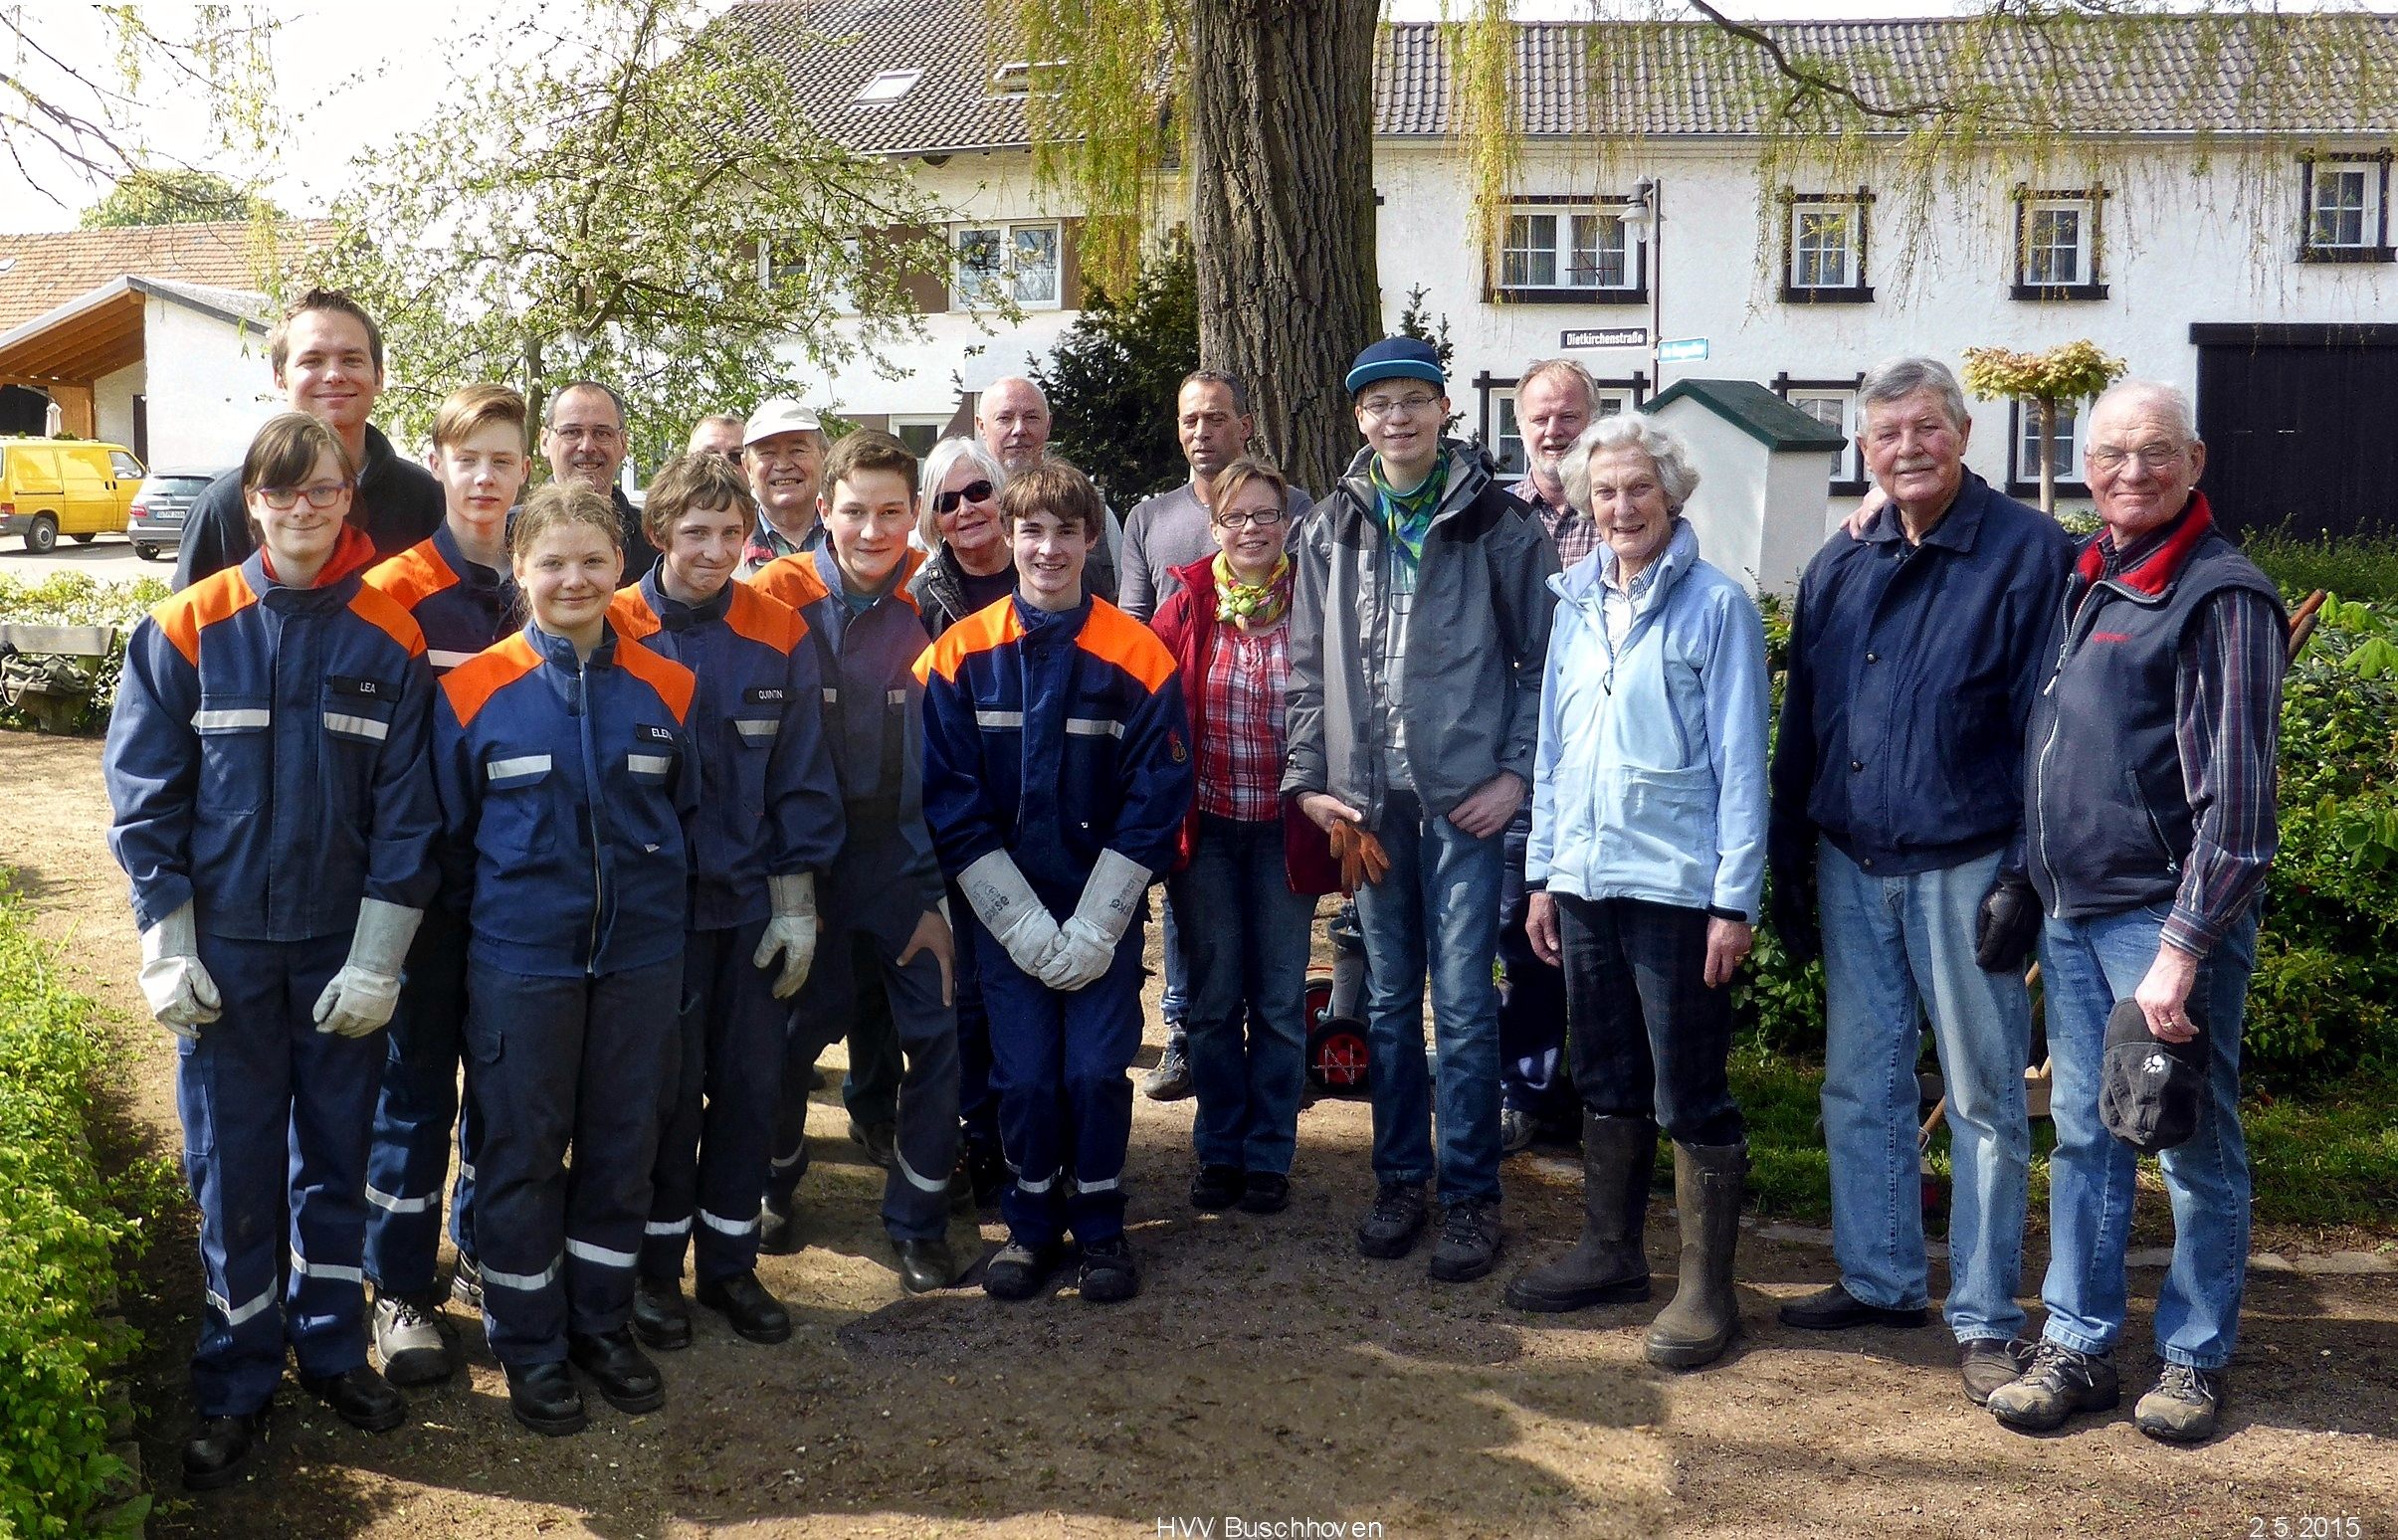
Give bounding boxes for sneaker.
[372,1293,455,1386]
[448,1255,484,1312]
[1428,1198,1503,1282]
[1140,1042,1194,1101]
[1355,1182,1430,1259]
[1499,1107,1536,1155]
[1189,1164,1246,1211]
[2135,1363,2227,1444]
[1958,1337,2034,1407]
[983,1236,1071,1300]
[1077,1237,1140,1303]
[1987,1341,2120,1433]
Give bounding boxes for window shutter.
[1062,219,1085,309]
[882,224,950,314]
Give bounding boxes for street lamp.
[1621,176,1661,397]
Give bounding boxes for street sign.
[1560,326,1647,350]
[1658,336,1708,362]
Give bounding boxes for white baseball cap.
[742,398,823,447]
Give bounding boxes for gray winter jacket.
[1283,441,1558,829]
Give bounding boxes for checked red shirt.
[1196,617,1290,822]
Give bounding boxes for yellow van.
[0,439,145,553]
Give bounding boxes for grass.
[2241,527,2398,604]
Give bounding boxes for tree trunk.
[1188,0,1381,496]
[2037,396,2057,517]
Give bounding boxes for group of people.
[103,285,2285,1496]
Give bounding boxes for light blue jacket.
[1526,518,1770,920]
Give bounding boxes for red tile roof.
[0,220,333,331]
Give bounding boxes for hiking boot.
[696,1269,792,1344]
[1238,1172,1291,1216]
[631,1275,693,1351]
[1140,1041,1194,1101]
[1959,1338,2035,1407]
[1190,1163,1246,1211]
[2135,1363,2228,1444]
[1988,1341,2120,1433]
[182,1410,268,1490]
[1355,1182,1430,1259]
[1428,1198,1503,1282]
[1505,1113,1654,1313]
[1645,1141,1745,1370]
[1499,1107,1536,1155]
[983,1236,1072,1300]
[1078,1236,1140,1303]
[448,1254,484,1312]
[1777,1280,1929,1331]
[373,1292,455,1386]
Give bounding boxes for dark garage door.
[2194,323,2398,539]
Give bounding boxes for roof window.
[854,68,923,105]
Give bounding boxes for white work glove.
[754,871,820,1000]
[958,851,1064,978]
[1037,849,1151,993]
[138,901,222,1041]
[312,897,422,1039]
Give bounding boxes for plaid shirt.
[1512,475,1599,568]
[1197,618,1290,822]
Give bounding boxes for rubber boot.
[1502,1113,1655,1312]
[1645,1140,1745,1369]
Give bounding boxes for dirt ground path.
[4,730,2393,1539]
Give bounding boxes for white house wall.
[143,296,277,470]
[92,360,144,454]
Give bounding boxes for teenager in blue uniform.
[759,432,962,1294]
[105,412,439,1489]
[609,452,842,1349]
[432,484,699,1435]
[917,461,1193,1303]
[358,384,528,1383]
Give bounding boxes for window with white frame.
[952,221,1063,309]
[1783,195,1873,299]
[1496,205,1641,299]
[853,68,923,105]
[2011,187,2108,298]
[890,416,947,457]
[1782,386,1865,491]
[2010,397,2089,494]
[2301,157,2393,261]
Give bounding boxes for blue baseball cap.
[1345,336,1446,397]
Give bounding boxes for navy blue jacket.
[432,622,699,977]
[917,594,1193,910]
[1769,472,2073,881]
[105,530,441,941]
[609,568,844,930]
[362,522,518,674]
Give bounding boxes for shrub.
[2243,527,2398,604]
[0,881,145,1537]
[0,573,165,734]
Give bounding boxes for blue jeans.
[1353,791,1505,1206]
[1817,840,2031,1343]
[1160,892,1189,1042]
[1166,815,1315,1176]
[2037,903,2258,1370]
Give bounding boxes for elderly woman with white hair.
[1502,414,1769,1372]
[908,436,1015,640]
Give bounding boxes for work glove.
[138,901,222,1041]
[958,851,1064,978]
[1974,873,2043,975]
[753,871,820,999]
[1326,822,1392,894]
[313,897,422,1039]
[1038,849,1151,993]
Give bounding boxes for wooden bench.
[0,622,119,733]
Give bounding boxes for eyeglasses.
[257,481,351,510]
[1359,392,1442,422]
[1214,507,1286,529]
[2088,444,2188,474]
[935,479,995,514]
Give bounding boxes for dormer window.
[853,68,923,106]
[989,60,1065,97]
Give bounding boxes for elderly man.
[738,398,827,575]
[1987,382,2285,1444]
[1769,355,2072,1404]
[541,380,658,582]
[1288,336,1557,1283]
[688,413,746,459]
[975,375,1121,601]
[1119,369,1312,1101]
[1494,359,1605,1154]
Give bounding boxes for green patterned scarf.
[1214,551,1290,627]
[1370,455,1448,566]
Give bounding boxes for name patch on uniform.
[744,686,787,705]
[328,674,387,699]
[637,724,677,746]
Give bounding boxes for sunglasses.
[935,479,995,514]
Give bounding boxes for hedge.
[0,881,145,1537]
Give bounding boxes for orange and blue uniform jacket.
[432,621,700,977]
[608,569,844,928]
[362,522,519,675]
[917,593,1193,908]
[106,528,440,938]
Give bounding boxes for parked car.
[0,439,145,552]
[126,468,227,562]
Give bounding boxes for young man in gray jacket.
[1286,336,1558,1281]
